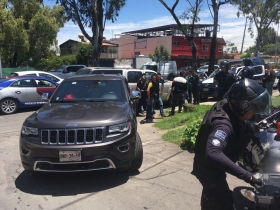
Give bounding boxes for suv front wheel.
[128,132,143,171]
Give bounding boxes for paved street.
[0,107,254,210]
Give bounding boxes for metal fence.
[1,67,35,77]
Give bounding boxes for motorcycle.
[238,108,280,209]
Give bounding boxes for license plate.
[203,88,209,91]
[59,150,81,162]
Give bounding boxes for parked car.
[50,65,86,79]
[197,65,220,73]
[8,70,64,84]
[199,63,266,100]
[19,74,143,175]
[0,76,59,114]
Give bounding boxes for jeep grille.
[41,128,104,145]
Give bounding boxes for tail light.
[277,122,280,135]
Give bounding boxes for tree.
[207,0,230,74]
[57,0,126,66]
[159,0,203,71]
[0,0,66,67]
[230,0,280,56]
[148,45,170,64]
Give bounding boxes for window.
[127,71,142,83]
[11,79,34,87]
[173,41,180,46]
[218,45,223,52]
[202,45,209,52]
[39,73,59,82]
[35,79,56,87]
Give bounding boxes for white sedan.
[8,71,64,84]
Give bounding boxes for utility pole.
[240,17,248,55]
[275,22,279,67]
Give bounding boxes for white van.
[140,61,177,81]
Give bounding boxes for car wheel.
[0,98,18,114]
[129,132,143,171]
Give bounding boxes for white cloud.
[57,3,279,53]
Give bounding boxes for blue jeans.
[266,81,273,96]
[147,97,155,120]
[153,95,164,116]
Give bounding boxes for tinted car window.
[9,73,19,77]
[75,68,92,75]
[90,70,123,75]
[127,71,142,83]
[51,80,125,102]
[11,79,34,87]
[35,79,56,87]
[39,73,59,82]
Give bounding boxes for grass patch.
[154,105,211,130]
[272,96,280,107]
[154,105,212,146]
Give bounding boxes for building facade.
[112,24,226,69]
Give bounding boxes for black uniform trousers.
[136,93,147,115]
[192,87,200,104]
[170,93,184,114]
[192,162,234,210]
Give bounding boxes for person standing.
[189,69,200,105]
[146,74,158,123]
[136,75,148,116]
[214,60,237,100]
[153,73,169,118]
[169,71,187,115]
[192,79,270,210]
[185,70,193,103]
[262,64,276,96]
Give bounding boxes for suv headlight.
[22,126,38,136]
[109,122,131,133]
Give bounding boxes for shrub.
[180,118,202,151]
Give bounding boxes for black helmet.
[227,78,271,117]
[219,60,230,70]
[243,57,252,66]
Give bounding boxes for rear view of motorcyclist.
[191,78,271,210]
[241,58,255,80]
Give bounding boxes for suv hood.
[202,78,214,84]
[25,102,132,128]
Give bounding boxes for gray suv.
[19,74,143,174]
[51,65,86,79]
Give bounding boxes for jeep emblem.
[66,123,78,127]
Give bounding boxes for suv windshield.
[208,69,221,78]
[51,79,126,102]
[53,65,67,72]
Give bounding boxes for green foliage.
[229,0,280,55]
[35,55,77,71]
[149,45,170,63]
[57,0,126,66]
[240,52,251,58]
[180,118,202,151]
[76,43,92,66]
[0,0,66,67]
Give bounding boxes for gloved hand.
[247,175,263,186]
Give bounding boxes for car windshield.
[208,69,221,78]
[53,65,67,72]
[50,79,126,102]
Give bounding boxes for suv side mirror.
[131,90,141,100]
[42,93,50,101]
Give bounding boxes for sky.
[45,0,280,53]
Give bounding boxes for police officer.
[192,79,270,210]
[169,71,187,115]
[136,74,148,116]
[214,60,237,100]
[240,58,255,80]
[189,69,200,105]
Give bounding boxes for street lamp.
[240,16,249,55]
